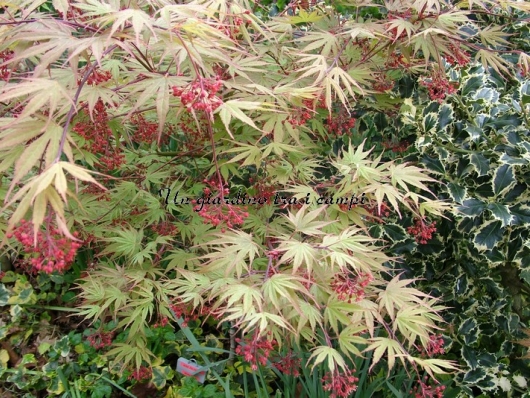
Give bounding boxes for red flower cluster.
[383,139,410,153]
[425,334,445,356]
[386,52,411,69]
[235,333,277,371]
[84,68,112,86]
[373,76,395,92]
[8,219,81,274]
[331,271,373,303]
[326,105,356,136]
[287,99,316,127]
[0,50,14,81]
[73,99,124,171]
[322,368,359,398]
[193,178,249,229]
[273,351,301,377]
[445,44,470,67]
[420,73,457,102]
[410,377,446,398]
[153,316,169,328]
[249,176,276,204]
[87,330,114,350]
[407,218,437,244]
[172,76,223,114]
[128,366,152,382]
[150,221,178,236]
[364,201,392,223]
[130,114,160,144]
[170,299,219,327]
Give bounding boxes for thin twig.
[53,45,118,164]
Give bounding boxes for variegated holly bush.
[0,0,529,396]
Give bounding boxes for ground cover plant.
[1,0,530,396]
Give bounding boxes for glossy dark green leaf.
[0,284,9,306]
[421,155,445,174]
[462,75,484,97]
[447,182,466,203]
[474,220,503,251]
[487,203,513,227]
[499,153,527,165]
[465,125,483,140]
[382,224,407,242]
[437,104,453,132]
[492,164,515,196]
[469,153,489,176]
[458,199,486,217]
[423,112,437,132]
[510,204,530,224]
[486,115,522,129]
[484,248,504,263]
[454,274,470,296]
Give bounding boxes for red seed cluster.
[363,201,392,223]
[249,176,276,205]
[128,366,152,382]
[407,218,437,244]
[172,76,223,114]
[8,219,81,274]
[322,368,359,398]
[130,114,159,144]
[373,75,395,92]
[383,139,410,153]
[326,105,356,136]
[0,50,14,81]
[273,351,301,377]
[386,52,411,69]
[425,334,445,356]
[410,377,446,398]
[150,221,178,236]
[445,44,470,67]
[287,99,316,127]
[83,68,112,86]
[235,333,277,371]
[87,330,114,350]
[153,316,169,328]
[420,73,457,102]
[170,299,219,327]
[197,203,248,230]
[73,99,124,171]
[331,271,373,303]
[193,178,249,229]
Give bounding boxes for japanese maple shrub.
[1,0,528,395]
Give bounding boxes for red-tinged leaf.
[53,0,70,19]
[33,165,60,201]
[308,346,347,373]
[0,118,46,149]
[32,193,47,243]
[55,167,68,202]
[12,136,50,191]
[216,100,263,138]
[55,207,78,241]
[365,337,407,374]
[61,162,107,190]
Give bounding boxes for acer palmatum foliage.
[1,0,523,384]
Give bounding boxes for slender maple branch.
[173,30,225,200]
[54,45,118,164]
